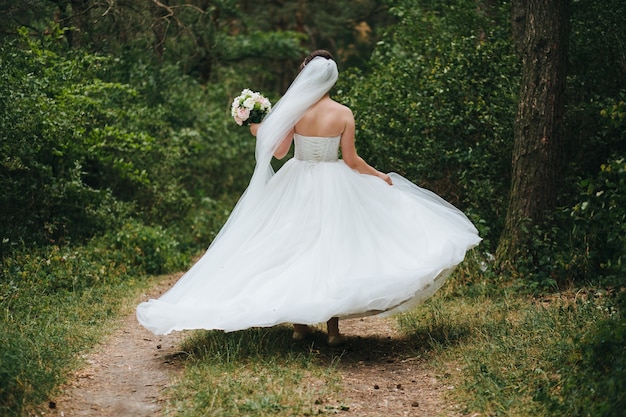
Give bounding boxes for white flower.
[243,97,256,110]
[230,89,272,126]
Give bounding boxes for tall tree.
[497,0,570,267]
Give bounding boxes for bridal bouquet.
[231,89,272,126]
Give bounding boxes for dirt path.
[43,274,186,417]
[333,317,463,417]
[43,276,463,417]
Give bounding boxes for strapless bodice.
[294,134,340,162]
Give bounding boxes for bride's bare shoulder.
[327,99,353,116]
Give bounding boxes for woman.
[137,50,481,346]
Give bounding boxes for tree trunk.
[496,0,570,267]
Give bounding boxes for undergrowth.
[0,220,191,416]
[397,257,626,417]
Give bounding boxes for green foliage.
[0,30,129,246]
[543,0,626,287]
[220,30,308,62]
[482,0,626,286]
[99,220,188,276]
[0,0,625,415]
[338,0,518,248]
[219,0,393,65]
[0,32,148,245]
[1,224,188,295]
[566,156,626,283]
[524,94,626,288]
[0,28,257,256]
[557,295,626,417]
[0,215,198,415]
[568,0,626,99]
[0,27,257,415]
[0,1,392,92]
[1,289,116,417]
[174,197,236,253]
[563,0,626,228]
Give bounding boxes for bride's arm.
[273,127,295,159]
[340,110,392,185]
[249,123,294,159]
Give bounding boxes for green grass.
[0,277,156,416]
[397,277,625,416]
[0,223,190,417]
[163,327,344,416]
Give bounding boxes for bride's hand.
[377,172,392,185]
[249,123,260,136]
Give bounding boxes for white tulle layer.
[137,159,481,335]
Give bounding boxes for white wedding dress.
[137,133,481,335]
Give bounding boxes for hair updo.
[299,50,334,71]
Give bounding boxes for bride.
[137,50,481,346]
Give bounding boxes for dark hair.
[299,49,334,71]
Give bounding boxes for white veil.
[209,56,339,243]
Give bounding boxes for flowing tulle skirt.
[137,159,481,335]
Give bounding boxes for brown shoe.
[292,325,314,340]
[327,334,348,347]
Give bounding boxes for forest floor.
[42,273,469,417]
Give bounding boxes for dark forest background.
[1,0,625,415]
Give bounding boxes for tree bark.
[496,0,570,267]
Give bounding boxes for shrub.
[567,156,626,284]
[0,218,192,415]
[98,219,188,276]
[0,30,158,247]
[0,28,257,257]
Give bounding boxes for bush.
[98,219,188,276]
[0,28,257,257]
[0,30,159,247]
[0,217,193,415]
[566,156,626,284]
